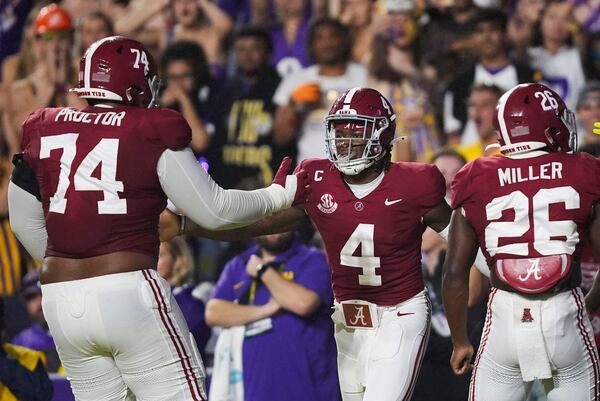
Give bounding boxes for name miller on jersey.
[54,108,126,127]
[497,162,563,187]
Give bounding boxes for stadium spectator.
[273,17,367,163]
[421,0,481,85]
[0,0,34,81]
[527,0,585,110]
[443,9,536,144]
[0,298,53,401]
[337,0,375,63]
[158,237,214,358]
[368,1,441,162]
[507,0,545,60]
[576,81,600,145]
[112,0,170,56]
[454,84,503,161]
[1,3,84,157]
[75,11,114,59]
[583,31,600,80]
[11,270,63,373]
[209,26,291,190]
[270,0,312,78]
[160,40,214,154]
[206,231,339,401]
[168,0,233,79]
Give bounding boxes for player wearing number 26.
[165,87,453,401]
[443,82,600,401]
[5,36,307,401]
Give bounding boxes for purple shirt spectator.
[270,20,311,78]
[12,324,62,373]
[211,238,340,401]
[173,283,213,357]
[0,0,34,67]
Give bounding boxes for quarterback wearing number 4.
[164,87,454,401]
[444,82,600,401]
[6,36,307,401]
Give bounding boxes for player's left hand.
[593,122,600,135]
[450,343,474,376]
[273,156,310,207]
[159,209,180,242]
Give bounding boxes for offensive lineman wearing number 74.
[5,36,308,401]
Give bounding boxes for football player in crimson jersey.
[161,87,455,401]
[443,82,600,401]
[7,36,307,401]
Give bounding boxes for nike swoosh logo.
[397,312,415,317]
[385,198,403,206]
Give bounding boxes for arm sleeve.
[8,182,47,261]
[157,148,292,230]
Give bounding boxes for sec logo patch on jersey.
[317,193,338,214]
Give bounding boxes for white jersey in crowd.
[527,45,585,110]
[273,62,367,163]
[444,63,522,145]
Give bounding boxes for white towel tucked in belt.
[513,297,552,381]
[209,325,245,401]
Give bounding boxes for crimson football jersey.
[297,159,445,306]
[21,106,191,258]
[451,152,600,266]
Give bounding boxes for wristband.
[256,262,276,280]
[179,215,186,236]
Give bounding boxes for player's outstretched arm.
[585,203,600,316]
[159,206,309,242]
[442,209,478,376]
[157,148,309,231]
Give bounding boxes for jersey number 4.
[40,134,126,214]
[341,223,382,286]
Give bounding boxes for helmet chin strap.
[335,149,388,176]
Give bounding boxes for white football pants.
[41,269,207,401]
[470,288,600,401]
[334,290,431,401]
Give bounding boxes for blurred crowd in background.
[2,0,600,400]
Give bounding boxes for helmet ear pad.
[125,85,148,107]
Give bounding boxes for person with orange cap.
[1,3,85,156]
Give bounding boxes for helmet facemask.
[559,106,577,153]
[325,115,389,175]
[147,75,161,108]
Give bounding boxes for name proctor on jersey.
[497,162,563,187]
[54,108,126,127]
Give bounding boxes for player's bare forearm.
[423,200,452,233]
[585,203,600,315]
[205,298,278,328]
[160,206,309,242]
[442,209,478,346]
